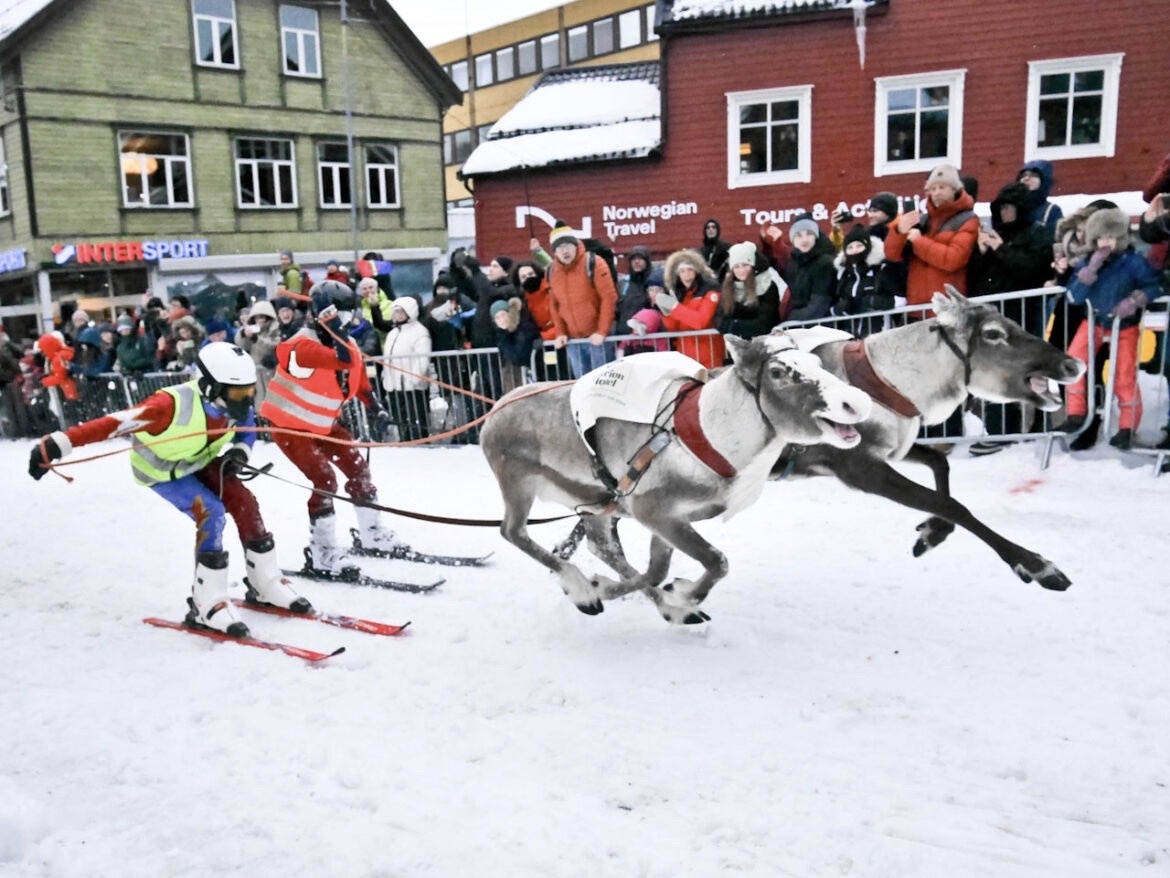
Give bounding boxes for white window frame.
[280,4,321,78]
[317,142,350,209]
[0,136,9,217]
[726,85,813,190]
[234,137,297,209]
[1024,53,1122,161]
[192,0,238,70]
[119,130,194,209]
[365,143,400,209]
[873,69,966,179]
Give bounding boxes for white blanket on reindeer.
[570,352,707,455]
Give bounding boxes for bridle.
[929,319,974,386]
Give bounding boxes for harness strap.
[673,381,737,478]
[929,324,972,385]
[841,339,921,418]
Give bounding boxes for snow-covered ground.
[3,437,1168,877]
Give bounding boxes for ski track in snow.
[2,439,1168,877]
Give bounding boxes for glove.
[1076,246,1111,285]
[217,447,249,480]
[627,317,647,336]
[1112,292,1147,320]
[28,436,62,480]
[654,291,679,315]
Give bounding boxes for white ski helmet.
[195,341,257,421]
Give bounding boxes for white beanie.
[727,242,757,268]
[925,163,963,191]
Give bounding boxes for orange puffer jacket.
[547,242,618,339]
[884,190,979,308]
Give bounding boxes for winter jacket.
[968,183,1055,295]
[360,288,396,342]
[236,317,282,371]
[547,241,619,339]
[700,219,731,280]
[661,249,725,368]
[718,263,782,340]
[1066,249,1161,328]
[381,297,433,392]
[782,234,838,322]
[492,297,541,368]
[614,245,654,336]
[884,190,980,308]
[1018,159,1064,233]
[833,239,897,316]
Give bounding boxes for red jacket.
[547,242,618,339]
[36,332,78,400]
[884,190,979,309]
[661,285,725,369]
[525,280,558,341]
[260,329,372,435]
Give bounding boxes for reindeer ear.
[725,334,748,364]
[932,284,969,327]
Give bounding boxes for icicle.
[851,0,868,69]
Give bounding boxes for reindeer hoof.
[913,517,955,558]
[574,600,605,616]
[1013,559,1071,591]
[683,610,711,625]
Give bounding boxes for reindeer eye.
[768,364,784,380]
[981,326,1008,343]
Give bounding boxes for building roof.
[461,61,661,177]
[0,0,54,42]
[663,0,885,29]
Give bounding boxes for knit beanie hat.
[924,163,963,191]
[490,299,511,317]
[843,224,872,254]
[71,309,90,325]
[866,191,898,219]
[549,220,577,250]
[116,314,134,333]
[788,213,820,243]
[492,255,514,275]
[727,241,757,268]
[646,267,665,289]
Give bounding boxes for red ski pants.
[274,421,378,519]
[1066,322,1142,430]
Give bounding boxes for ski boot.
[308,513,360,575]
[244,534,312,613]
[355,504,409,556]
[186,550,249,637]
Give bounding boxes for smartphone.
[980,216,992,231]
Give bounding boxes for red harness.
[672,381,737,478]
[841,338,920,418]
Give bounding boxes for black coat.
[783,235,838,322]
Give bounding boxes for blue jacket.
[1066,249,1161,327]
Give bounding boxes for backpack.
[300,269,313,293]
[546,238,617,287]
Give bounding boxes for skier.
[26,341,310,637]
[260,280,404,574]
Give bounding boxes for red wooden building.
[461,0,1164,267]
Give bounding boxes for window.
[280,4,320,77]
[496,46,514,82]
[366,144,399,208]
[540,33,559,69]
[726,86,812,188]
[517,40,537,75]
[592,18,614,56]
[443,130,473,166]
[119,131,193,208]
[317,142,350,208]
[619,10,642,49]
[476,123,493,145]
[192,0,237,68]
[448,60,468,91]
[0,136,9,216]
[645,4,657,41]
[874,69,965,177]
[474,53,493,87]
[567,26,588,63]
[235,138,296,208]
[1025,54,1122,160]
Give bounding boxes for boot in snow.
[244,534,312,613]
[187,550,249,637]
[308,513,359,574]
[355,504,408,554]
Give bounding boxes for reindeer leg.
[832,455,1071,591]
[635,516,725,625]
[498,483,604,616]
[902,444,956,555]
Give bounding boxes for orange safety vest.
[260,331,365,435]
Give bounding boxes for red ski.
[231,598,410,636]
[143,617,345,662]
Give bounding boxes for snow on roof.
[0,0,54,41]
[461,63,661,177]
[666,0,871,24]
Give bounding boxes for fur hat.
[549,220,577,250]
[924,163,963,191]
[492,255,514,275]
[788,214,820,243]
[866,191,898,219]
[1084,207,1131,251]
[727,242,757,268]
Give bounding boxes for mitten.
[655,291,679,315]
[1112,292,1147,320]
[28,435,63,480]
[217,446,249,480]
[1076,246,1111,285]
[627,317,647,336]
